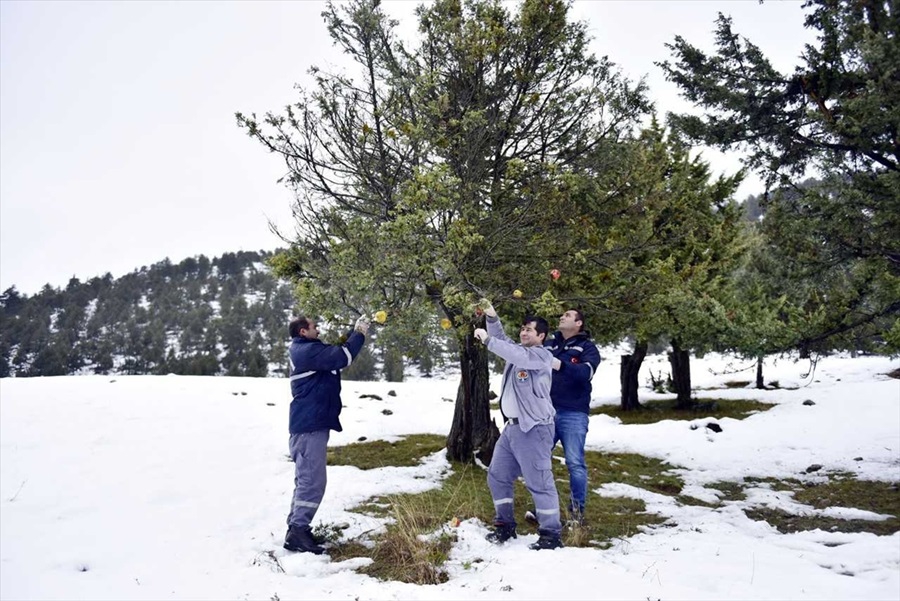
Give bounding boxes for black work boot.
[284,526,326,554]
[485,522,517,544]
[528,529,563,551]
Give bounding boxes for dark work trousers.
[488,421,562,536]
[287,430,330,529]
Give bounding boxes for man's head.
[558,309,585,337]
[519,315,549,347]
[289,316,319,340]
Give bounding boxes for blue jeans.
[554,410,589,513]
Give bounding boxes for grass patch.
[348,460,494,523]
[794,474,899,515]
[327,434,446,470]
[320,436,896,582]
[705,480,747,502]
[672,474,900,535]
[335,461,492,584]
[359,499,455,584]
[724,380,751,388]
[581,451,684,497]
[344,455,672,556]
[324,436,678,582]
[744,506,899,536]
[743,475,803,492]
[590,398,775,424]
[552,450,676,546]
[677,480,747,507]
[742,473,900,535]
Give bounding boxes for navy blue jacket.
[288,330,365,434]
[544,331,601,413]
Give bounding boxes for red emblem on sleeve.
[570,357,579,364]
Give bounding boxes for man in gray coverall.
[473,299,563,550]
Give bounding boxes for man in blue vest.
[283,314,369,554]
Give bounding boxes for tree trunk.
[755,355,765,389]
[446,331,500,465]
[668,340,692,408]
[619,339,648,411]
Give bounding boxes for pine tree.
[659,0,899,353]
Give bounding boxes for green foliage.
[246,0,649,323]
[238,0,651,461]
[660,0,900,353]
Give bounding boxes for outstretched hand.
[479,298,497,318]
[355,316,370,335]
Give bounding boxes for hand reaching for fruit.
[478,298,497,318]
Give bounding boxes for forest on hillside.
[0,251,295,378]
[0,250,457,380]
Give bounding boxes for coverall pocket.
[531,456,555,489]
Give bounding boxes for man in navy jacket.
[545,309,600,521]
[283,315,369,554]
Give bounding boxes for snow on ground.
[1,353,898,600]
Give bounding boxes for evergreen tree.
[659,0,899,353]
[238,0,649,463]
[576,122,744,409]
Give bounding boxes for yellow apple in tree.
[513,289,523,299]
[374,310,388,324]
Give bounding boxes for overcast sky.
[0,0,815,295]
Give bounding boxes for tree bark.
[668,340,693,408]
[446,331,500,465]
[755,355,765,389]
[619,339,648,411]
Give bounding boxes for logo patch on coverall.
[515,370,528,381]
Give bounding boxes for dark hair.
[289,316,311,338]
[523,315,549,339]
[569,308,586,332]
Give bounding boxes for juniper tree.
[237,0,648,462]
